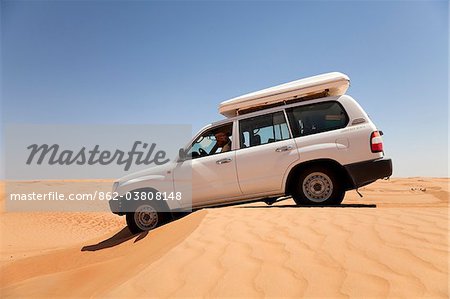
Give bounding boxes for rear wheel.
[292,167,345,205]
[126,203,166,234]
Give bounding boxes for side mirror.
[178,148,186,161]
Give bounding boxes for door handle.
[275,145,294,152]
[216,158,232,164]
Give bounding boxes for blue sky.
[1,0,448,177]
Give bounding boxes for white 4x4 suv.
[110,72,393,233]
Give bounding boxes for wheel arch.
[284,159,354,195]
[119,187,172,216]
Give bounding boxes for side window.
[239,111,290,148]
[187,123,233,159]
[286,101,349,137]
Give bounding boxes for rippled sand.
[0,178,448,298]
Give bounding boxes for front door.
[173,122,242,207]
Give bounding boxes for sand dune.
[0,178,448,298]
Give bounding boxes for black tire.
[292,166,345,206]
[126,203,166,234]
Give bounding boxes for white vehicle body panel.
[172,151,241,207]
[235,139,299,195]
[114,164,182,210]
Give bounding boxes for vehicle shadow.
[81,212,192,252]
[238,203,377,208]
[81,227,149,252]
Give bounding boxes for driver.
[210,131,231,154]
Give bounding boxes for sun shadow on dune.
[239,203,377,209]
[81,227,149,252]
[81,213,193,252]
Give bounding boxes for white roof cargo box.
[219,72,350,118]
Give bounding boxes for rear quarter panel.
[291,95,384,168]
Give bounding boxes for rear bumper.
[344,158,393,188]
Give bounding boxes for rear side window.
[286,101,348,137]
[239,111,290,148]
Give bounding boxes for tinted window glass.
[286,101,348,137]
[239,111,290,148]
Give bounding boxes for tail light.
[370,131,384,153]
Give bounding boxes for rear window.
[286,101,348,137]
[239,111,290,148]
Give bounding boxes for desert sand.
[0,178,448,298]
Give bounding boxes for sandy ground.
[0,178,448,298]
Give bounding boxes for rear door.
[235,111,299,195]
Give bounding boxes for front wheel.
[292,167,345,205]
[126,203,166,234]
